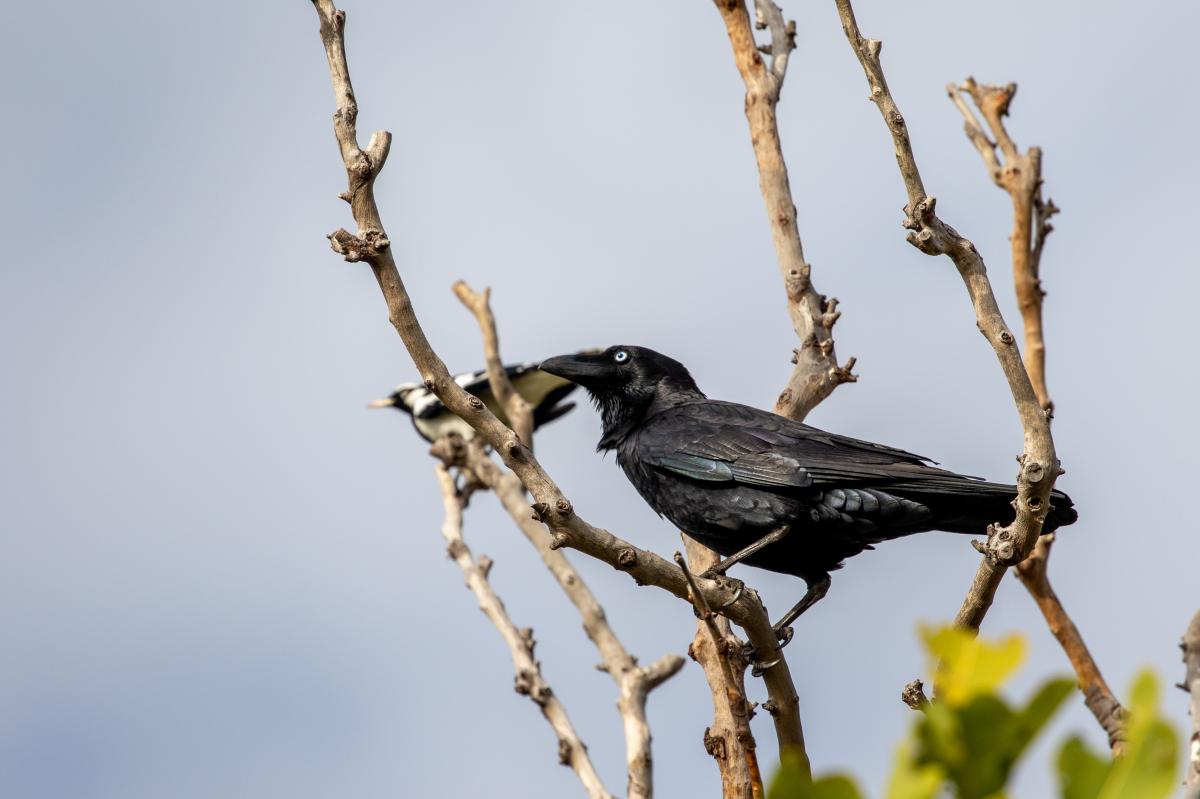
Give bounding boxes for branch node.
[901,679,930,711]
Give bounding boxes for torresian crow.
[540,346,1076,642]
[370,363,577,443]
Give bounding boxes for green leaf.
[885,742,943,799]
[1056,670,1179,799]
[1098,672,1178,799]
[767,750,811,799]
[922,626,1026,707]
[805,775,865,799]
[1011,678,1076,755]
[767,753,863,799]
[1057,736,1110,799]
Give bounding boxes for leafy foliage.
[1055,671,1178,799]
[766,626,1179,799]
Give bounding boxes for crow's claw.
[742,623,794,676]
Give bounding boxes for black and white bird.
[540,345,1077,640]
[369,362,579,442]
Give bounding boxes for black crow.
[370,363,577,443]
[541,345,1076,640]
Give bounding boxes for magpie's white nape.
[369,362,578,443]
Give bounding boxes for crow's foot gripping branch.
[740,574,832,676]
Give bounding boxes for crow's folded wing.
[638,399,979,492]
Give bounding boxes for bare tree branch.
[307,0,808,767]
[432,463,613,799]
[714,0,856,421]
[680,540,763,799]
[832,0,1061,631]
[948,78,1055,415]
[1183,610,1200,798]
[1014,537,1124,753]
[450,437,685,799]
[452,281,536,447]
[948,75,1123,753]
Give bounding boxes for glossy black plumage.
[541,345,1076,603]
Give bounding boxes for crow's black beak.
[539,353,611,386]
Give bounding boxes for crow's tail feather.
[893,481,1077,536]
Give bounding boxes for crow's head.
[541,346,703,449]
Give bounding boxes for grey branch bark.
[1183,611,1200,798]
[832,0,1061,632]
[948,77,1123,752]
[433,464,613,798]
[714,0,856,421]
[452,281,536,448]
[681,539,763,799]
[449,437,685,799]
[451,277,684,798]
[307,0,807,767]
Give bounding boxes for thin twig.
[832,0,1061,631]
[448,438,685,799]
[948,75,1123,752]
[452,281,536,447]
[948,78,1053,415]
[714,0,856,421]
[307,0,808,764]
[1182,611,1200,798]
[679,541,764,799]
[433,464,613,799]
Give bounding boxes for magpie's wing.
[639,399,977,492]
[508,366,577,414]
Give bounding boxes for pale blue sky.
[2,1,1197,797]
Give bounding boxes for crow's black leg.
[743,574,831,676]
[771,574,831,643]
[699,525,791,579]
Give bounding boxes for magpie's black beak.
[539,352,612,387]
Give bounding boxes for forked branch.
[833,0,1061,631]
[679,541,764,799]
[452,281,536,447]
[453,420,685,799]
[432,463,612,798]
[714,0,856,421]
[949,74,1123,752]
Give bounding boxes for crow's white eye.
[613,350,630,363]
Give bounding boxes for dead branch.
[713,0,856,420]
[947,78,1056,415]
[681,539,764,799]
[1184,611,1200,798]
[452,281,536,447]
[307,0,807,766]
[446,437,685,799]
[832,0,1061,631]
[949,75,1124,752]
[433,464,612,798]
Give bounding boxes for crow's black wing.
[637,399,976,492]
